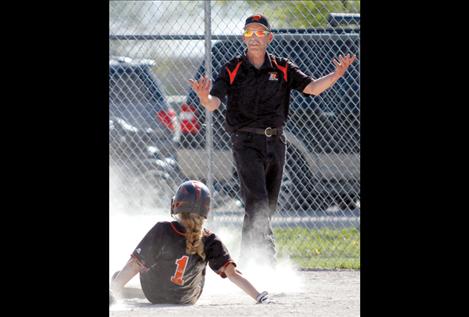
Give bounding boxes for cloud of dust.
[110,170,304,297]
[109,166,173,285]
[109,165,171,216]
[202,224,305,297]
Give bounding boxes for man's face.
[242,23,272,53]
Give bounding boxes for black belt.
[237,127,282,137]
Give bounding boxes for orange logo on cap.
[252,15,261,21]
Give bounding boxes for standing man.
[189,14,356,267]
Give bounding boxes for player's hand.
[333,54,356,79]
[256,291,273,304]
[189,74,211,100]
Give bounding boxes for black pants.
[231,131,286,265]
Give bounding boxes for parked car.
[109,57,181,207]
[177,26,360,212]
[109,56,178,158]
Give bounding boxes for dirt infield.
[109,270,359,317]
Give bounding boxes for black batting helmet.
[170,180,211,218]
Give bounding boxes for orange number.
[170,255,189,286]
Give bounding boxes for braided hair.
[177,212,206,260]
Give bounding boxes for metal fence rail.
[109,0,360,269]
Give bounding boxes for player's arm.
[110,256,145,298]
[188,74,221,112]
[303,54,356,96]
[220,263,271,303]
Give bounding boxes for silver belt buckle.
[264,127,273,137]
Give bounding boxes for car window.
[109,65,167,129]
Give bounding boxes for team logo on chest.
[268,72,278,81]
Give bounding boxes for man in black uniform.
[110,180,272,305]
[189,14,356,266]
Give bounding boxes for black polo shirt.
[210,50,313,133]
[131,221,235,305]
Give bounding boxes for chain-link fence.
[109,0,360,269]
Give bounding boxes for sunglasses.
[243,30,270,38]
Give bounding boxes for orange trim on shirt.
[130,254,150,272]
[226,61,242,85]
[272,57,288,82]
[218,260,237,278]
[170,222,186,236]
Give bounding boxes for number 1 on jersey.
[170,255,189,286]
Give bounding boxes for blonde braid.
[178,212,206,260]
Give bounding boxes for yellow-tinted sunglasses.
[243,30,270,38]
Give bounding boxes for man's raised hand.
[333,54,356,78]
[189,74,211,99]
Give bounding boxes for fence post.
[204,0,214,221]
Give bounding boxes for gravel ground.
[110,270,359,317]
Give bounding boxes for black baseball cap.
[244,14,270,30]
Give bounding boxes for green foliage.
[224,0,360,28]
[274,227,360,269]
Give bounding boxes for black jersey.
[131,221,235,304]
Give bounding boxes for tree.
[218,0,360,28]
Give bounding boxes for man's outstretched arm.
[303,54,356,96]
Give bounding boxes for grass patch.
[274,227,360,269]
